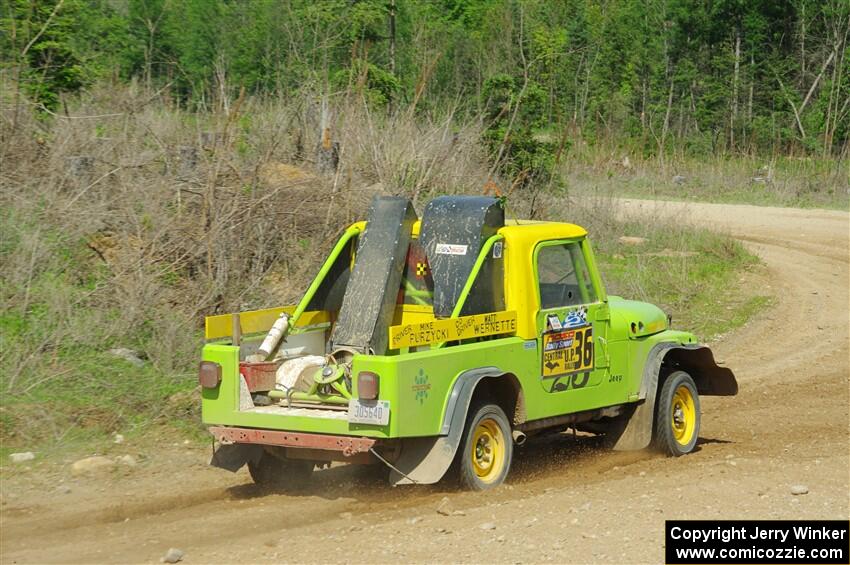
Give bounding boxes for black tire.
[353,461,392,484]
[456,403,513,490]
[248,450,314,489]
[653,370,701,456]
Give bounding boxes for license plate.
[348,399,390,425]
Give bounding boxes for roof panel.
[350,219,586,241]
[499,221,587,243]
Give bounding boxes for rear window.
[399,240,434,307]
[396,239,505,315]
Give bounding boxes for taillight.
[199,361,222,389]
[357,371,379,400]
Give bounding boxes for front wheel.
[653,371,701,456]
[248,450,314,489]
[457,403,513,490]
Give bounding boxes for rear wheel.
[353,462,392,484]
[653,371,700,456]
[457,403,513,490]
[248,450,314,489]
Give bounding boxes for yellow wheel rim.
[470,418,506,483]
[671,384,696,446]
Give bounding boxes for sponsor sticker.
[435,243,468,256]
[542,324,594,378]
[389,310,518,349]
[562,307,588,329]
[547,314,563,331]
[544,329,575,351]
[492,241,503,259]
[412,368,431,404]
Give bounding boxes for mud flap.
[611,388,658,450]
[388,436,457,485]
[210,443,263,472]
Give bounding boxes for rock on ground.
[161,548,184,563]
[9,452,35,463]
[790,485,809,495]
[107,348,145,367]
[436,496,454,516]
[71,456,116,476]
[117,455,137,467]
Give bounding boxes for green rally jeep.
[200,196,737,490]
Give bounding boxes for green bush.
[333,60,401,106]
[482,74,556,187]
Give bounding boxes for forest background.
[0,0,847,453]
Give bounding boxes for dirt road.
[2,200,848,564]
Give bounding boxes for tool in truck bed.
[200,195,737,490]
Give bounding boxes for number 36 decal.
[542,325,594,378]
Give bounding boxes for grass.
[527,194,772,342]
[0,323,199,455]
[596,181,848,210]
[0,210,203,458]
[0,85,777,463]
[559,152,849,211]
[0,234,766,465]
[595,233,771,340]
[1,234,767,463]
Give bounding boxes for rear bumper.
[209,426,376,456]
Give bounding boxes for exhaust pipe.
[512,430,527,446]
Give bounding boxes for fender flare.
[612,343,737,451]
[389,366,513,485]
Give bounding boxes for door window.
[537,242,597,309]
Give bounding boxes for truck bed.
[245,404,349,421]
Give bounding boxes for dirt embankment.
[1,200,848,564]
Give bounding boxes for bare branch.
[20,0,65,59]
[774,73,806,138]
[799,49,836,114]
